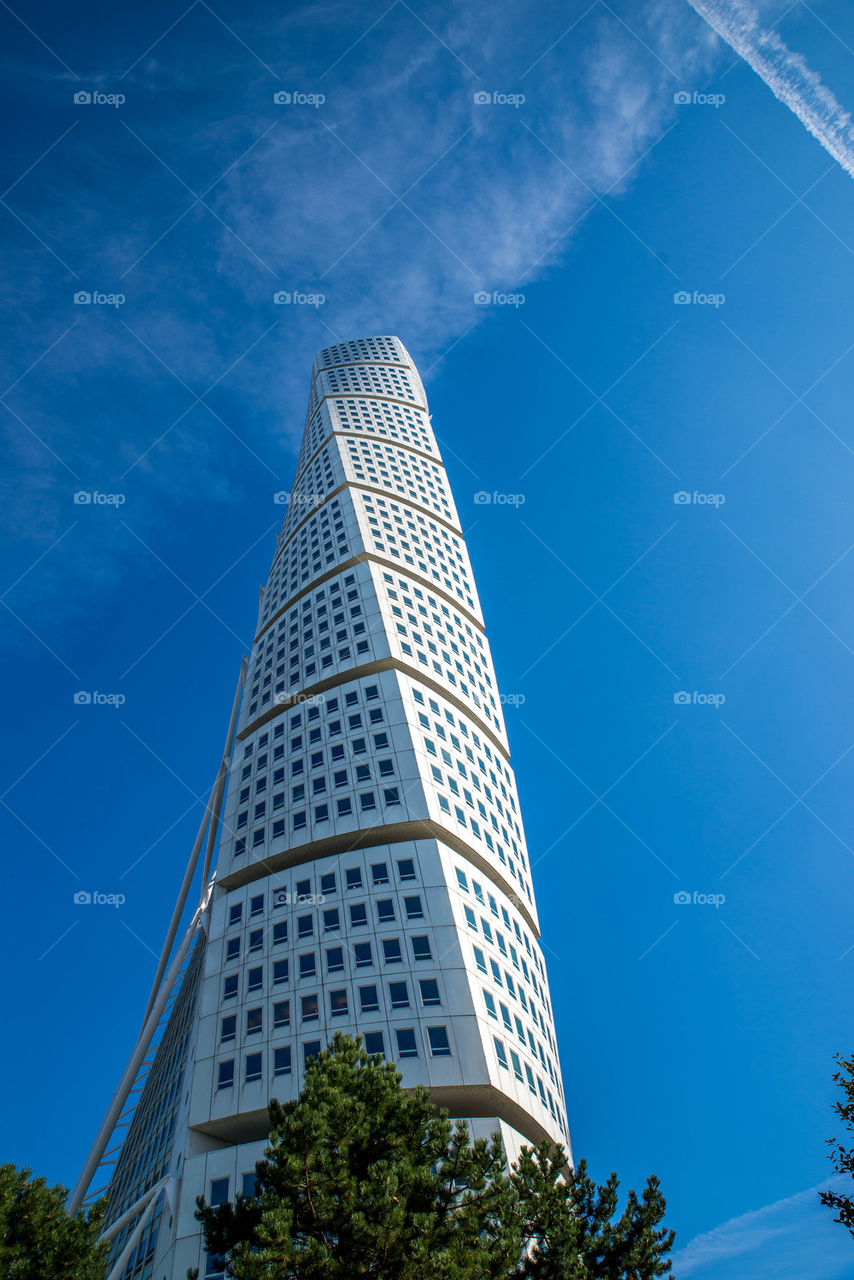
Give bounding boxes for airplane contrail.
[686,0,854,179]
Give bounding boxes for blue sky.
[2,0,854,1273]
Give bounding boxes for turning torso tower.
[76,336,570,1279]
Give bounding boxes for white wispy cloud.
[673,1175,853,1279]
[686,0,854,178]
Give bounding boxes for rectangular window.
[349,903,368,928]
[273,1000,290,1028]
[493,1038,508,1070]
[246,1007,263,1035]
[210,1177,229,1207]
[274,1046,292,1076]
[359,984,379,1013]
[320,872,336,894]
[363,1031,385,1057]
[354,942,373,968]
[427,1026,451,1057]
[382,938,403,965]
[301,994,319,1022]
[304,1041,321,1065]
[376,899,395,924]
[323,908,340,933]
[299,953,317,979]
[220,1015,236,1042]
[273,921,288,945]
[247,968,263,992]
[395,1028,418,1058]
[371,862,389,885]
[411,936,432,962]
[245,1053,262,1083]
[223,975,238,1000]
[388,980,409,1008]
[297,915,314,939]
[273,959,289,985]
[346,868,363,890]
[396,858,416,881]
[329,989,349,1017]
[404,895,423,920]
[326,946,344,973]
[217,1060,234,1089]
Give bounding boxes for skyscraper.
[73,336,570,1280]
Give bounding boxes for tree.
[821,1051,854,1238]
[194,1032,674,1280]
[511,1144,674,1278]
[0,1164,109,1280]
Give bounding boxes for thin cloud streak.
[687,0,854,178]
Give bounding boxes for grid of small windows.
[105,937,205,1278]
[211,854,456,1098]
[229,673,405,863]
[314,336,407,371]
[278,442,340,541]
[357,491,477,614]
[378,569,501,736]
[303,359,425,428]
[260,497,352,627]
[344,437,454,522]
[454,863,567,1139]
[410,684,531,901]
[246,568,376,720]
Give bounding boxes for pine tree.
[820,1051,854,1238]
[510,1144,674,1278]
[194,1032,674,1280]
[195,1031,516,1279]
[0,1164,109,1280]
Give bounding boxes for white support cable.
[140,659,244,1030]
[102,1177,176,1280]
[98,1176,170,1244]
[68,900,207,1215]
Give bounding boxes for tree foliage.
[194,1032,673,1279]
[821,1051,854,1238]
[0,1164,109,1280]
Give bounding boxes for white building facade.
[100,336,570,1280]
